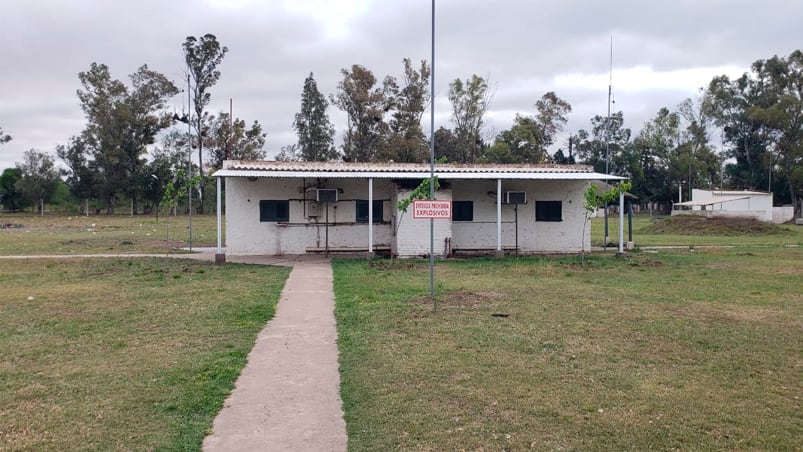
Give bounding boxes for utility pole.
[429,0,436,301]
[187,73,193,251]
[604,35,613,249]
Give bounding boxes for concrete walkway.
[1,252,348,450]
[202,257,347,452]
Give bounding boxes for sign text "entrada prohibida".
[412,200,452,219]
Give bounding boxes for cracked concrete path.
[202,258,347,452]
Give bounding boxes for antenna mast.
[606,35,613,175]
[604,35,613,249]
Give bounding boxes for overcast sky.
[2,0,801,170]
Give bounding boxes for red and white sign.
[412,200,452,219]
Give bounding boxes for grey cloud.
[1,0,801,169]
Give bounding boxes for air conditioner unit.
[316,189,338,203]
[504,191,526,204]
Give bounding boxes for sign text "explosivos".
[412,200,452,219]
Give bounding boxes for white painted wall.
[225,177,592,256]
[225,177,393,255]
[450,180,590,253]
[393,187,453,257]
[691,189,773,222]
[773,206,794,224]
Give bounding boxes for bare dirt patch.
[643,215,786,235]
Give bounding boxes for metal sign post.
[428,0,436,300]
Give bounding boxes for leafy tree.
[294,73,337,161]
[56,136,96,215]
[0,168,27,212]
[331,64,395,162]
[0,126,11,144]
[183,33,228,213]
[484,114,543,163]
[706,49,803,214]
[276,144,302,161]
[15,149,60,215]
[161,169,201,252]
[705,74,768,192]
[433,126,459,162]
[553,134,579,164]
[380,59,431,163]
[148,130,194,216]
[448,75,492,163]
[723,50,803,214]
[483,92,571,164]
[575,111,631,174]
[76,63,178,213]
[204,113,267,169]
[534,91,572,151]
[677,95,722,190]
[582,181,632,262]
[624,108,716,208]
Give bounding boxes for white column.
[217,176,223,254]
[618,191,625,254]
[497,179,502,252]
[368,178,373,254]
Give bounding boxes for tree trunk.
[198,148,205,214]
[106,194,116,215]
[131,192,138,216]
[39,198,44,217]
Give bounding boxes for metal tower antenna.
[605,35,613,175]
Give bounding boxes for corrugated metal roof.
[214,160,625,180]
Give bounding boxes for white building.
[212,161,624,257]
[673,189,792,223]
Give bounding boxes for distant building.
[213,160,624,257]
[673,189,793,223]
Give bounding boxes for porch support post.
[215,176,225,265]
[618,190,625,255]
[496,178,503,256]
[368,178,374,257]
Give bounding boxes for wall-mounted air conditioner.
[316,189,338,203]
[504,191,526,204]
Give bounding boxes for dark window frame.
[259,200,290,222]
[356,200,383,223]
[452,200,474,222]
[535,200,562,222]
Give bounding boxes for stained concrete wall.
[450,179,590,253]
[225,177,393,255]
[225,177,591,256]
[393,188,453,257]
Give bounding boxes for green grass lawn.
[3,213,802,450]
[0,258,290,451]
[0,213,221,255]
[333,248,803,449]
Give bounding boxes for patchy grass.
[0,214,221,255]
[333,249,802,450]
[0,258,290,451]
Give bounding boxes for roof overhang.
[213,169,625,180]
[213,161,626,181]
[676,195,750,206]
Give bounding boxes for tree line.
[1,42,801,216]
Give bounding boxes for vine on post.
[397,176,440,213]
[581,181,632,263]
